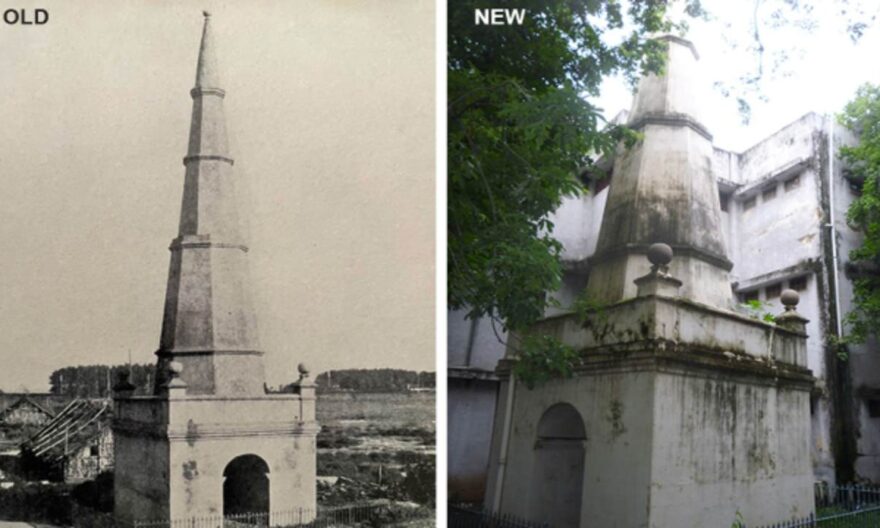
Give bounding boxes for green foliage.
[512,333,579,389]
[448,0,674,334]
[698,1,877,124]
[839,83,880,344]
[739,299,776,323]
[828,334,850,361]
[572,292,610,324]
[730,510,746,528]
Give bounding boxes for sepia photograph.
[0,2,435,527]
[448,1,880,527]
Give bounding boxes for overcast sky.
[0,1,435,391]
[3,1,879,392]
[595,1,880,152]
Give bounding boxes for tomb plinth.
[485,36,816,527]
[113,13,317,526]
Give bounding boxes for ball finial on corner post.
[634,242,682,297]
[775,288,808,333]
[647,242,673,274]
[781,289,800,312]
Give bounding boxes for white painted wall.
[451,111,874,502]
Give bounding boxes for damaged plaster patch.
[186,419,199,447]
[182,460,199,481]
[607,400,627,440]
[798,234,816,245]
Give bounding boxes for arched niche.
[531,403,586,528]
[223,454,270,520]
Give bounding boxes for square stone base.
[485,296,815,527]
[113,393,318,526]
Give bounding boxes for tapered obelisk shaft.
[155,12,265,396]
[586,35,733,307]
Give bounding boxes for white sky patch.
[592,0,880,152]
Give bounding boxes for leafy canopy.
[839,83,880,344]
[448,0,673,334]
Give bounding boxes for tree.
[706,0,876,123]
[305,369,434,393]
[839,83,880,344]
[448,0,673,337]
[448,0,880,387]
[49,364,154,397]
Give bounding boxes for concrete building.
[449,34,873,523]
[112,13,318,525]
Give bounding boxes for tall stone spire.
[114,15,318,524]
[194,11,220,90]
[155,11,265,396]
[585,35,733,307]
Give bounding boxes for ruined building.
[21,399,113,483]
[112,13,318,524]
[451,35,871,524]
[0,394,64,446]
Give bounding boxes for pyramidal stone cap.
[194,10,221,92]
[585,34,732,308]
[628,34,711,140]
[154,11,265,397]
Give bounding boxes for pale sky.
[595,1,880,152]
[3,1,878,392]
[0,1,435,391]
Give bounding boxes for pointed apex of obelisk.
[628,33,709,138]
[194,10,221,91]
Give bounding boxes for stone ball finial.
[647,243,673,268]
[113,371,136,393]
[164,360,187,390]
[168,361,184,378]
[297,362,310,378]
[781,289,799,311]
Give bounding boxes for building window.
[743,196,756,211]
[719,192,730,212]
[868,399,880,418]
[765,284,782,299]
[784,175,801,192]
[741,290,759,302]
[762,185,777,202]
[789,276,808,291]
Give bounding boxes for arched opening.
[530,403,586,528]
[223,454,270,520]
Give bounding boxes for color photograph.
[447,1,880,526]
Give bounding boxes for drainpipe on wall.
[825,115,857,483]
[827,118,844,338]
[491,373,516,513]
